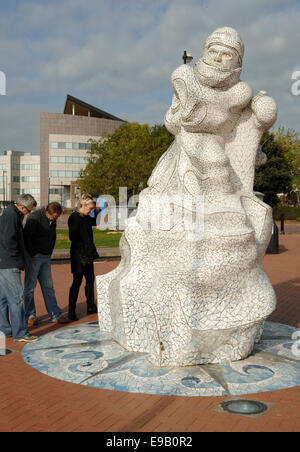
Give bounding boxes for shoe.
[87,303,98,315]
[27,317,37,328]
[54,316,69,324]
[15,334,39,343]
[68,311,78,322]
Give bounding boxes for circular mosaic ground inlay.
[22,321,300,397]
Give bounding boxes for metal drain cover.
[221,399,268,416]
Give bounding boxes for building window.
[50,156,89,164]
[50,141,92,150]
[21,176,40,182]
[13,189,20,195]
[50,171,82,179]
[49,188,62,195]
[0,164,6,170]
[21,189,40,195]
[13,176,20,182]
[21,164,40,170]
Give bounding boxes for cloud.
[0,103,41,154]
[0,0,300,154]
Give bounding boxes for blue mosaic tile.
[22,321,300,397]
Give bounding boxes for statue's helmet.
[204,27,244,66]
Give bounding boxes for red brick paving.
[1,236,300,432]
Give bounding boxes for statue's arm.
[228,81,253,113]
[165,65,195,135]
[225,89,277,194]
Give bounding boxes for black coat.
[24,208,57,257]
[0,205,25,270]
[68,211,99,274]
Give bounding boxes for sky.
[0,0,300,155]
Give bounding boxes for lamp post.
[60,181,63,207]
[182,50,193,64]
[2,170,6,204]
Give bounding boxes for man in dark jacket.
[0,194,39,342]
[23,202,69,326]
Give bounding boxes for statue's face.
[203,44,240,71]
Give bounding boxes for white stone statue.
[97,27,277,367]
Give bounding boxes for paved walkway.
[275,221,300,235]
[0,235,300,432]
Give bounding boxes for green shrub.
[273,206,300,220]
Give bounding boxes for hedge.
[273,206,300,220]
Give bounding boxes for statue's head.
[204,27,244,70]
[196,27,244,88]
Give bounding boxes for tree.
[254,131,293,207]
[78,122,174,202]
[273,127,300,202]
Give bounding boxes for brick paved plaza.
[0,233,299,433]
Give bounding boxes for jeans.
[0,268,28,340]
[24,253,62,322]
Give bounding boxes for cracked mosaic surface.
[22,322,300,397]
[97,27,278,366]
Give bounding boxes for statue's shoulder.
[171,64,194,83]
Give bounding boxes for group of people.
[0,193,100,343]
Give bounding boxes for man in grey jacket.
[0,194,39,342]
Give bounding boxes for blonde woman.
[68,195,100,321]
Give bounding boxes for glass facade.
[50,170,81,179]
[21,176,40,182]
[50,142,92,150]
[21,188,40,195]
[50,156,89,164]
[13,164,40,170]
[49,188,63,195]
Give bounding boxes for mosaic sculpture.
[97,27,277,367]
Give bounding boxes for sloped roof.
[64,94,124,121]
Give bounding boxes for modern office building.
[40,94,124,207]
[0,150,40,204]
[0,95,124,208]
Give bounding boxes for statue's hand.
[251,91,277,130]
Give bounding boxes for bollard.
[266,221,279,254]
[280,213,285,235]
